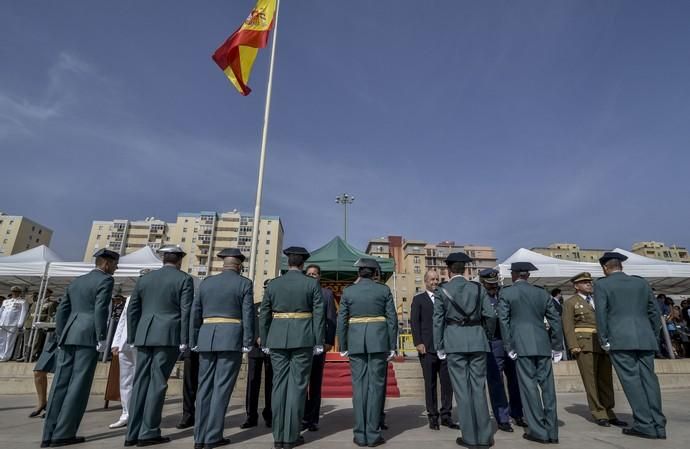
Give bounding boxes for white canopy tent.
[498,248,690,294]
[0,245,64,292]
[45,246,164,295]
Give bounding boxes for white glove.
[179,344,188,352]
[191,346,199,352]
[96,340,107,352]
[313,345,324,356]
[437,350,447,360]
[551,350,563,363]
[261,347,270,355]
[508,350,518,360]
[602,342,611,352]
[339,351,349,357]
[387,350,395,361]
[242,346,251,353]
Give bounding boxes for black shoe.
[265,420,272,428]
[548,439,559,444]
[429,422,440,430]
[441,419,460,430]
[50,437,86,447]
[378,422,388,431]
[273,442,283,449]
[283,436,305,449]
[455,438,472,447]
[41,441,51,448]
[204,438,231,449]
[497,422,514,432]
[240,420,257,429]
[176,419,194,429]
[124,440,138,447]
[353,439,367,447]
[136,436,171,446]
[657,434,667,440]
[194,444,204,449]
[30,405,47,418]
[307,423,318,432]
[368,437,385,447]
[522,433,550,444]
[513,417,528,428]
[595,419,611,427]
[622,428,657,439]
[608,418,628,427]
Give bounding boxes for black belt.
[445,319,481,327]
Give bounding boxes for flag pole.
[248,0,281,284]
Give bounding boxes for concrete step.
[3,358,690,397]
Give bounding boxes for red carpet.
[321,360,400,398]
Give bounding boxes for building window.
[96,234,101,239]
[414,266,421,274]
[267,230,271,235]
[266,240,270,245]
[413,256,420,264]
[36,239,39,243]
[263,270,268,275]
[265,249,270,255]
[181,237,186,242]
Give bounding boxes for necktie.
[587,296,595,309]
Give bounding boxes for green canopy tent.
[280,236,395,283]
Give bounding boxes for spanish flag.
[212,0,277,96]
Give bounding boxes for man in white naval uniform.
[109,285,141,429]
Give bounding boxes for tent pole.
[26,265,49,363]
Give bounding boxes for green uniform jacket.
[55,269,113,347]
[337,278,398,354]
[127,266,194,347]
[190,270,254,351]
[259,270,324,349]
[498,280,563,356]
[593,272,661,351]
[432,276,496,353]
[563,294,603,353]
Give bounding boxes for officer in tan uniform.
[562,272,627,428]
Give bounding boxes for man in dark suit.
[550,289,564,315]
[240,298,273,429]
[302,264,337,432]
[41,249,117,447]
[410,270,456,430]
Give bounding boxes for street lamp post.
[335,193,355,242]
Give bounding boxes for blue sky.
[2,0,690,261]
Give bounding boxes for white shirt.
[111,296,133,352]
[426,290,435,304]
[578,293,595,309]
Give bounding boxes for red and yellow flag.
[212,0,277,96]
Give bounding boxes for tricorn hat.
[157,244,187,257]
[217,248,246,261]
[354,258,381,270]
[599,252,628,266]
[510,262,538,272]
[445,252,472,264]
[283,246,310,258]
[93,248,120,261]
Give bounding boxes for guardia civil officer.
[338,258,397,447]
[562,272,626,428]
[498,262,562,444]
[125,245,194,446]
[433,252,496,448]
[478,268,525,432]
[41,248,118,447]
[259,247,324,449]
[190,248,254,449]
[594,252,666,439]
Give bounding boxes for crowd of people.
[0,245,675,448]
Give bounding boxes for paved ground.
[2,391,688,449]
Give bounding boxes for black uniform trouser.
[181,350,199,423]
[303,353,325,425]
[245,355,273,423]
[419,352,453,420]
